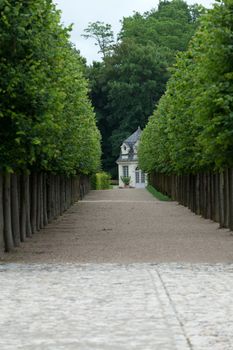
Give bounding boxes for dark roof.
[116,127,141,163]
[117,149,135,163]
[124,126,142,145]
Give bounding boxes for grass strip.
[147,185,171,201]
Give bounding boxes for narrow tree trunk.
[210,172,215,221]
[4,173,14,251]
[47,174,52,223]
[199,173,203,216]
[0,174,5,255]
[43,174,48,226]
[207,172,211,219]
[224,169,230,228]
[25,174,32,237]
[76,176,80,202]
[20,173,27,242]
[219,172,225,228]
[195,174,200,215]
[175,175,178,201]
[51,175,55,219]
[39,173,44,229]
[11,173,20,246]
[56,176,60,217]
[186,175,189,208]
[36,173,41,231]
[214,173,220,223]
[229,169,233,232]
[60,176,65,215]
[31,172,38,234]
[191,175,195,212]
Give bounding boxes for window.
[136,171,140,183]
[123,166,129,177]
[141,171,145,183]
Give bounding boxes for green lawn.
[146,185,171,201]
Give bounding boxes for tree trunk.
[51,175,55,220]
[210,172,215,221]
[25,174,32,237]
[207,172,211,219]
[36,173,41,231]
[47,174,52,223]
[11,173,20,246]
[196,174,200,215]
[224,169,230,228]
[60,176,65,215]
[4,173,14,251]
[20,173,28,242]
[0,174,4,256]
[39,173,44,229]
[43,174,48,226]
[31,173,38,234]
[219,172,225,228]
[215,173,220,223]
[229,169,233,232]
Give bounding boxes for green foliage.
[147,185,171,201]
[92,172,111,190]
[0,0,101,174]
[82,21,115,59]
[139,0,233,174]
[86,0,204,175]
[120,176,131,186]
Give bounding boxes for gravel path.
[3,188,233,263]
[1,188,233,350]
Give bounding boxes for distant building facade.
[116,127,147,188]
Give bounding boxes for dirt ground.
[3,188,233,263]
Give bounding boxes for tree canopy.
[138,0,233,174]
[85,0,205,176]
[0,0,101,175]
[82,21,115,59]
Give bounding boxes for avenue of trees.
[0,0,101,253]
[85,0,205,176]
[138,0,233,175]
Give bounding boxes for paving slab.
[0,263,233,350]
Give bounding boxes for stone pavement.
[1,263,233,350]
[1,189,233,349]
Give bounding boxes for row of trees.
[0,0,101,176]
[0,0,101,253]
[139,0,233,175]
[85,0,205,176]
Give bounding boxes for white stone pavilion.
[116,127,147,188]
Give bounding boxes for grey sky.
[53,0,214,63]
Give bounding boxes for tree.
[87,0,204,176]
[82,21,115,59]
[139,0,233,175]
[0,0,101,175]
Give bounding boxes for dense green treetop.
[0,0,101,174]
[119,0,205,51]
[86,0,204,176]
[139,0,233,174]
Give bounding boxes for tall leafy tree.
[139,0,233,174]
[82,21,115,59]
[0,0,101,175]
[86,0,204,176]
